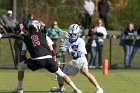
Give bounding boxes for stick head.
[59,31,69,39]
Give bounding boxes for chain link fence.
[0,36,140,69]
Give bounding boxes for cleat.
[11,87,23,93]
[96,88,103,93]
[98,66,103,69]
[74,89,83,93]
[50,87,65,92]
[89,66,96,69]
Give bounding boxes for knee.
[18,61,26,71]
[55,68,65,77]
[82,70,89,76]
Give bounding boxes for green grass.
[0,69,140,93]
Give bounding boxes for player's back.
[24,32,51,58]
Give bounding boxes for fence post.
[109,39,112,68]
[8,38,15,67]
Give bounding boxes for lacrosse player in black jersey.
[11,20,82,93]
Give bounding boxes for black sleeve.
[124,30,128,35]
[95,32,104,37]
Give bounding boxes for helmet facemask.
[69,32,79,41]
[68,24,80,42]
[28,20,41,32]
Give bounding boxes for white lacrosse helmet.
[28,20,41,31]
[68,24,80,41]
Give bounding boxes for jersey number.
[31,35,40,46]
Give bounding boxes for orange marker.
[103,59,109,75]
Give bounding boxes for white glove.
[60,44,74,53]
[0,33,2,38]
[68,46,74,53]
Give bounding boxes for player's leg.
[55,67,82,93]
[51,64,79,92]
[46,58,82,93]
[50,74,65,92]
[11,61,25,93]
[81,67,103,93]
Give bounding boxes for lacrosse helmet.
[28,20,41,31]
[68,24,80,42]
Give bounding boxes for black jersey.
[24,32,51,58]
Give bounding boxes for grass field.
[0,31,140,93]
[0,69,140,93]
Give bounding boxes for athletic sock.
[96,85,101,90]
[18,80,23,89]
[68,81,79,90]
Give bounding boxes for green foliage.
[0,0,140,30]
[113,0,140,30]
[108,14,124,31]
[0,9,6,15]
[0,0,10,15]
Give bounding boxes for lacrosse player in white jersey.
[51,24,103,93]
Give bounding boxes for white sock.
[68,81,79,90]
[18,80,23,89]
[96,85,101,89]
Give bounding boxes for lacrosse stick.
[53,31,69,80]
[59,31,69,62]
[59,31,69,42]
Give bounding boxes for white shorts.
[63,57,88,77]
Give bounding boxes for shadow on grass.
[24,91,74,93]
[0,90,74,93]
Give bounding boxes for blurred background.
[0,0,140,30]
[0,0,140,69]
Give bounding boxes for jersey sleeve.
[46,35,53,46]
[78,39,87,54]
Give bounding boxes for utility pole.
[12,0,17,17]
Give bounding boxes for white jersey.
[64,38,87,55]
[63,38,88,76]
[84,0,95,15]
[96,26,107,42]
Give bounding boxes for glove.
[60,44,74,54]
[68,46,74,54]
[55,60,60,66]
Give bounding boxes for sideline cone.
[103,59,109,75]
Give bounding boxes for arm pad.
[51,49,56,56]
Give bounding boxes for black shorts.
[26,58,58,73]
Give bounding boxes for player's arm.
[72,39,87,59]
[46,36,57,61]
[49,45,57,61]
[60,43,81,59]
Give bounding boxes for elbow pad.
[51,49,56,56]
